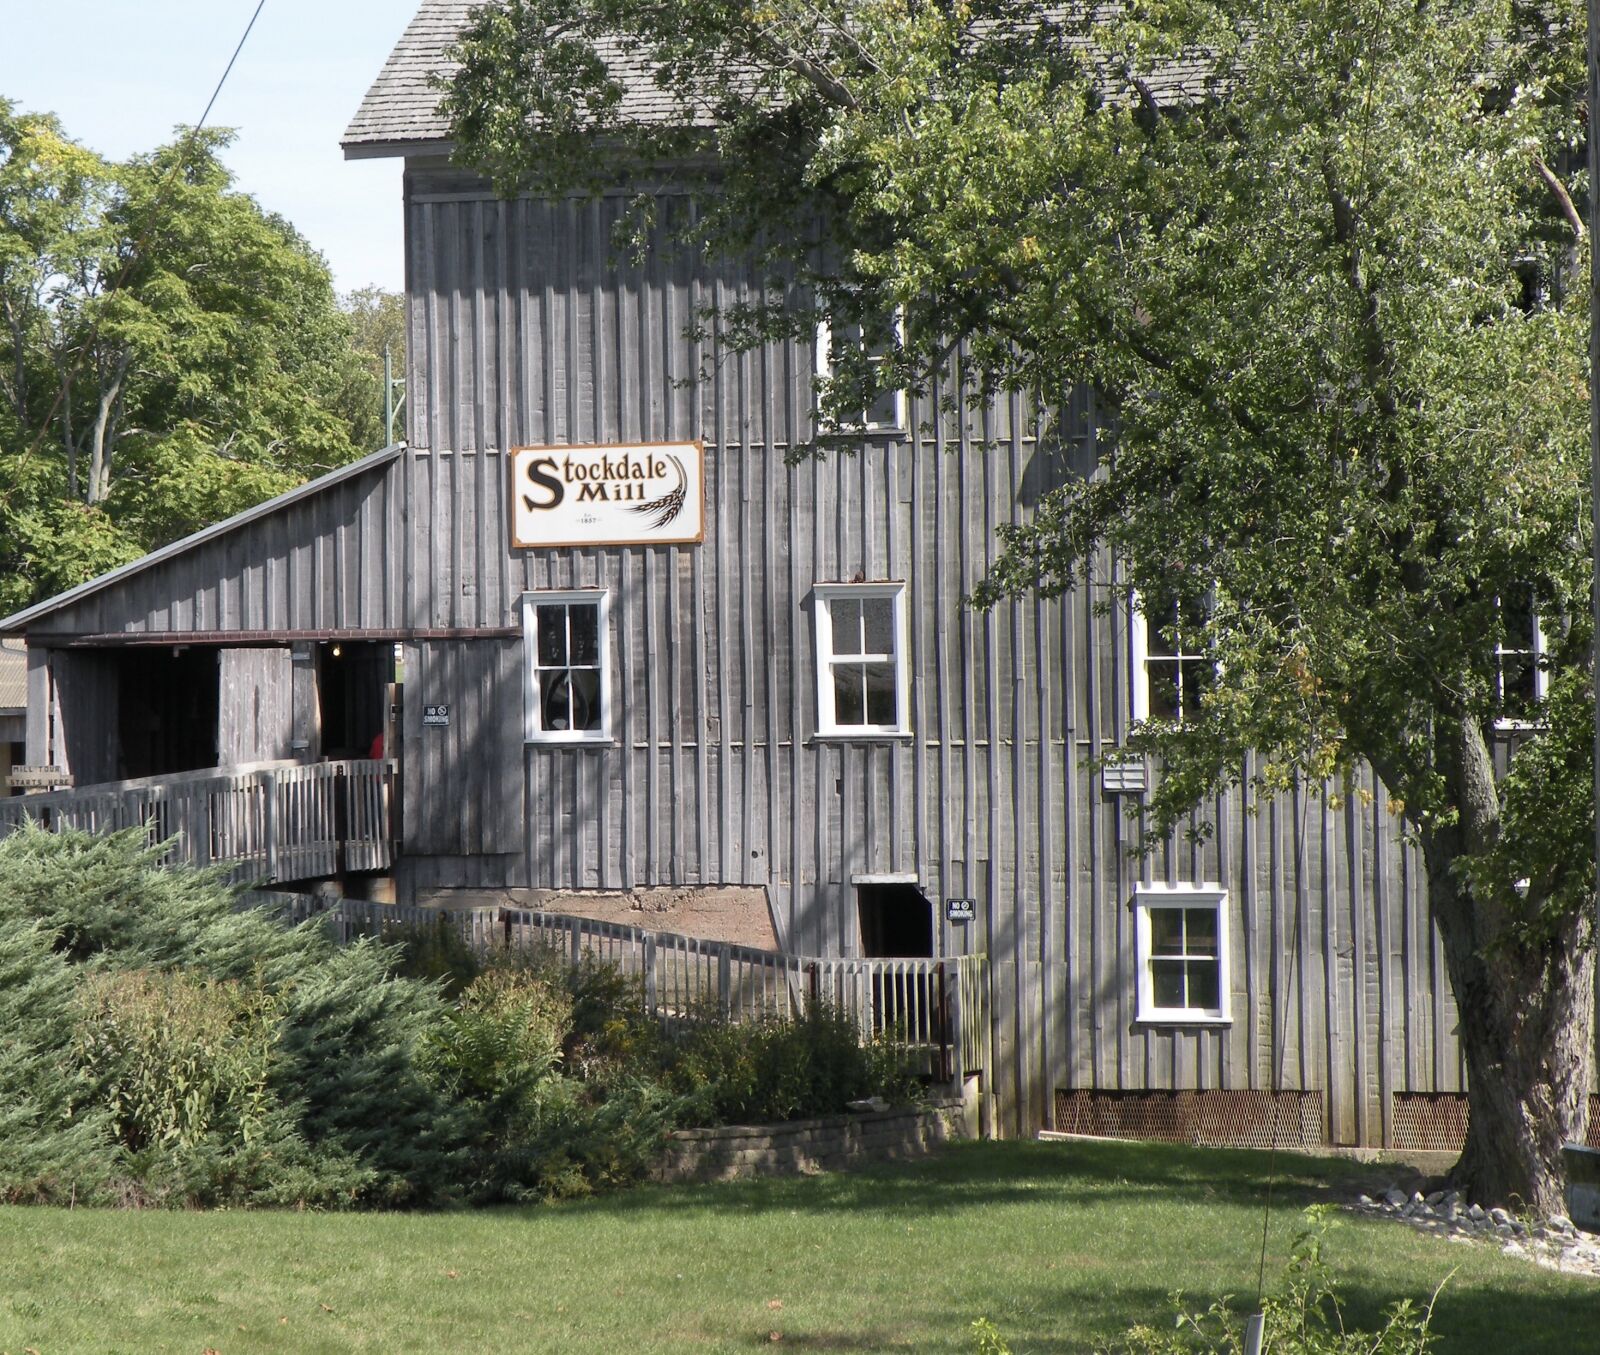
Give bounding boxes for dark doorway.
[856,881,935,958]
[317,642,394,758]
[117,648,219,779]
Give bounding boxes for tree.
[441,0,1597,1211]
[0,103,378,611]
[337,285,408,453]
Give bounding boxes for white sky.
[0,0,415,295]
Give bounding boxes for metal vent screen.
[1391,1093,1600,1152]
[1053,1089,1326,1150]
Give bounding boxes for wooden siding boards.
[389,170,1479,1141]
[217,648,293,766]
[9,164,1522,1142]
[20,460,402,641]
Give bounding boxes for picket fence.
[257,894,990,1085]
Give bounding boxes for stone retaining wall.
[652,1097,970,1184]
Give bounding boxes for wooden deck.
[0,759,392,885]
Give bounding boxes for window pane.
[1500,654,1536,717]
[1179,659,1212,718]
[1145,592,1207,659]
[1150,599,1184,659]
[1498,587,1535,647]
[1146,661,1181,721]
[863,598,895,656]
[1152,960,1186,1009]
[864,662,899,726]
[568,667,602,732]
[1149,908,1184,956]
[1186,960,1220,1011]
[536,605,568,666]
[540,669,573,731]
[831,599,863,656]
[833,666,866,726]
[568,603,600,665]
[1184,908,1218,956]
[866,386,901,429]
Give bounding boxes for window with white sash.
[1132,884,1231,1025]
[813,582,910,736]
[522,590,611,743]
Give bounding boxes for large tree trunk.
[1421,719,1596,1215]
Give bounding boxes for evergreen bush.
[0,914,113,1203]
[0,824,928,1209]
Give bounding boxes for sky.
[0,0,416,295]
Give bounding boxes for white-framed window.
[813,582,910,736]
[521,589,612,743]
[1492,587,1547,728]
[815,318,907,434]
[1132,883,1231,1025]
[1130,590,1212,724]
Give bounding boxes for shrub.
[384,912,482,998]
[510,1071,682,1201]
[74,968,280,1153]
[0,826,457,1207]
[477,941,660,1073]
[0,915,114,1203]
[669,1002,922,1124]
[0,826,926,1209]
[270,941,466,1207]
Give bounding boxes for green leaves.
[0,103,381,608]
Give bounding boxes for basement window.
[522,590,611,743]
[1132,884,1231,1025]
[813,582,910,737]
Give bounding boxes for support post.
[263,772,278,883]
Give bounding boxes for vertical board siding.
[399,164,1473,1141]
[217,648,293,766]
[24,461,403,639]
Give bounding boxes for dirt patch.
[418,885,780,951]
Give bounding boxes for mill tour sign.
[509,442,706,549]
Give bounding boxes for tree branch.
[1532,152,1585,241]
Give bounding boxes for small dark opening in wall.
[117,647,219,780]
[856,881,934,958]
[318,642,393,758]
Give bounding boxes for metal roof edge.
[0,443,407,635]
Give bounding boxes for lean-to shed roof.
[0,443,405,637]
[342,0,1217,159]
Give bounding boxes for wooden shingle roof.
[343,1,1217,159]
[342,0,711,157]
[343,0,473,154]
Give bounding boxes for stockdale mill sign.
[509,442,706,549]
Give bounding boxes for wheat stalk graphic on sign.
[630,454,688,530]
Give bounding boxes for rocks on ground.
[1345,1185,1600,1278]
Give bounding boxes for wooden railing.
[0,760,392,885]
[268,898,990,1085]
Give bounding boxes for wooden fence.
[0,760,392,884]
[262,896,990,1086]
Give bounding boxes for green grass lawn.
[0,1139,1594,1354]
